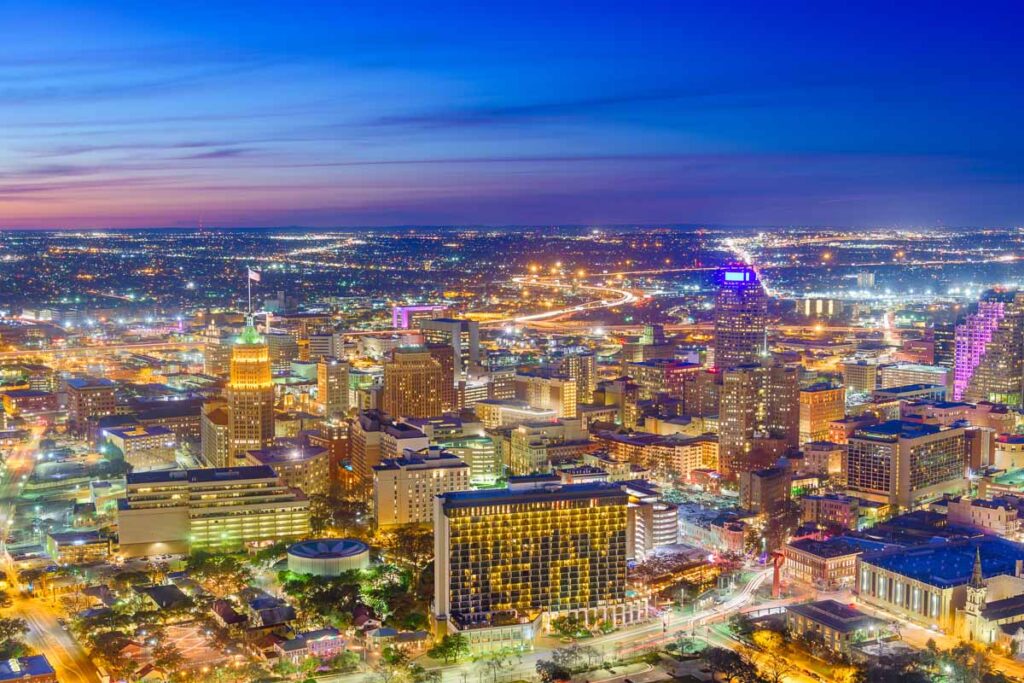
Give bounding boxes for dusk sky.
[2,1,1023,229]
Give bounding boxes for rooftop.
[288,538,369,560]
[66,377,116,390]
[440,481,629,511]
[0,656,55,680]
[127,465,278,485]
[787,600,881,634]
[246,443,327,465]
[103,424,173,439]
[853,420,944,441]
[861,537,1024,588]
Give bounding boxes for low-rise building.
[244,440,330,497]
[786,600,885,654]
[118,466,310,556]
[103,424,177,469]
[783,537,884,590]
[946,496,1023,537]
[275,627,345,664]
[0,656,57,683]
[45,530,112,565]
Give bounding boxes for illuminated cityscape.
[2,3,1024,683]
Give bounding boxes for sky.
[1,0,1023,229]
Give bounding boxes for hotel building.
[845,420,967,509]
[372,446,470,528]
[433,481,644,650]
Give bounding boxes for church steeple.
[970,546,984,588]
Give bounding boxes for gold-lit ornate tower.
[227,321,275,460]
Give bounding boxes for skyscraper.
[718,362,798,477]
[317,356,349,418]
[713,267,767,369]
[227,323,275,459]
[382,347,445,418]
[425,343,458,412]
[559,352,597,404]
[933,321,957,370]
[954,291,1024,407]
[420,318,480,378]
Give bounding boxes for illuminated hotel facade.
[433,482,645,650]
[712,267,767,369]
[227,324,275,458]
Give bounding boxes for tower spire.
[970,546,984,588]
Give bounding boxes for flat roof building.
[118,465,310,557]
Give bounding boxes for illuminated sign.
[724,270,751,282]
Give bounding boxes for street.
[0,424,103,683]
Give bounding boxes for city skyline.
[3,1,1024,229]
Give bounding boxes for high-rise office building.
[954,292,1024,407]
[420,318,480,378]
[66,377,117,436]
[933,321,957,370]
[426,343,458,412]
[718,363,798,477]
[200,399,230,467]
[799,384,846,447]
[317,357,349,418]
[593,377,642,428]
[227,324,275,459]
[845,420,966,509]
[513,372,578,419]
[624,359,701,400]
[266,331,299,373]
[559,352,597,405]
[382,347,445,418]
[202,322,232,377]
[433,482,643,643]
[349,409,389,499]
[713,267,767,369]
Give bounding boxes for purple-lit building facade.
[392,305,449,329]
[953,292,1024,407]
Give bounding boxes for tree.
[552,644,585,671]
[749,629,792,683]
[186,552,253,597]
[728,613,755,638]
[550,613,588,639]
[535,659,571,683]
[427,634,470,663]
[700,647,758,683]
[750,629,784,653]
[0,616,28,657]
[383,524,435,584]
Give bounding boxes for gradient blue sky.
[2,0,1022,228]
